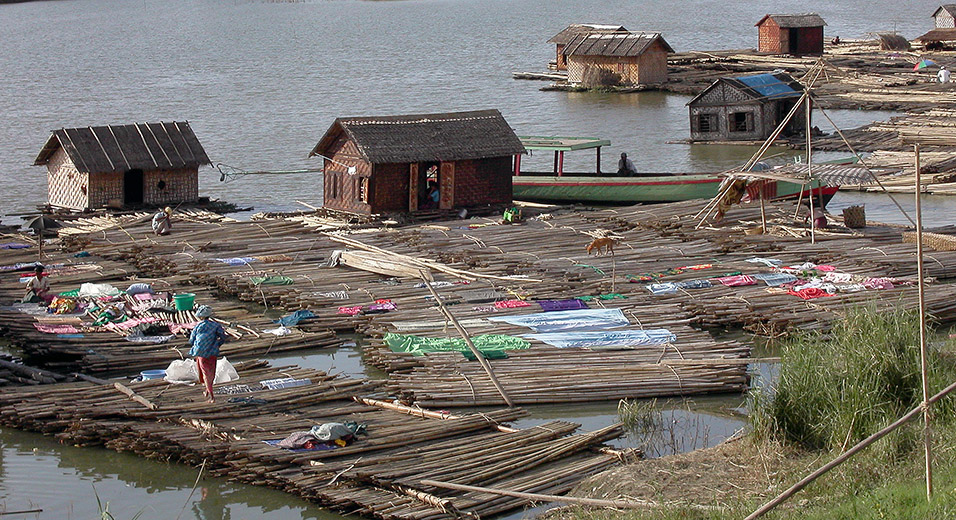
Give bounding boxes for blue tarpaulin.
[486,308,629,332]
[526,329,676,349]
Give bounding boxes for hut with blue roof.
[686,72,807,142]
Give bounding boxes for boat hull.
[511,175,837,205]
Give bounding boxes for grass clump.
[751,306,956,455]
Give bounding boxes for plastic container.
[173,293,196,311]
[141,369,166,380]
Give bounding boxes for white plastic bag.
[164,359,198,383]
[164,357,239,384]
[214,357,239,384]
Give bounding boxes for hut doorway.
[418,162,440,210]
[788,29,800,54]
[124,169,144,205]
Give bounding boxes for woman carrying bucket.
[188,305,227,403]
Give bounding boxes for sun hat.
[195,305,213,318]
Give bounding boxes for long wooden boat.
[512,136,838,204]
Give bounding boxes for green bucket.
[173,293,196,311]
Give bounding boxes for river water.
[0,0,952,518]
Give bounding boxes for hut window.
[329,173,338,200]
[359,177,369,204]
[157,180,167,190]
[695,114,718,133]
[730,112,754,133]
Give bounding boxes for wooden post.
[553,151,559,174]
[914,143,934,501]
[558,151,565,177]
[419,270,515,407]
[759,185,767,234]
[596,146,602,174]
[806,93,815,244]
[514,154,521,176]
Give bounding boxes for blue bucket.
[141,369,166,380]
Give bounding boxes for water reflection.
[0,427,345,520]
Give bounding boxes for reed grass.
[750,305,956,456]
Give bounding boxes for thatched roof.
[755,13,827,28]
[563,32,674,57]
[310,110,526,165]
[34,122,210,173]
[933,4,956,18]
[917,28,956,42]
[876,33,911,50]
[548,24,628,45]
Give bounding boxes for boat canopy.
[518,136,611,151]
[514,136,611,176]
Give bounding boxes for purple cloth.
[0,243,30,249]
[537,299,589,312]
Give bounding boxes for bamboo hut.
[687,72,807,142]
[310,110,526,215]
[563,32,674,86]
[34,122,210,211]
[933,4,956,28]
[548,24,629,71]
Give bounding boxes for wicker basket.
[902,231,956,251]
[842,205,866,228]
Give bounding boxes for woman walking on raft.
[188,305,227,403]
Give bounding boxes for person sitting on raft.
[188,305,227,403]
[23,264,52,304]
[151,207,172,235]
[617,152,637,176]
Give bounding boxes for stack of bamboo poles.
[0,361,627,520]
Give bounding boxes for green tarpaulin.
[384,332,530,360]
[250,275,295,286]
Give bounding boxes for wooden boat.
[512,136,837,204]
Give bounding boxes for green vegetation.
[553,307,956,520]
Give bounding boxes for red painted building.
[310,110,526,215]
[755,13,826,56]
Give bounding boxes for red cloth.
[196,356,217,396]
[787,288,835,300]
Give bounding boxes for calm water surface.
[0,1,952,517]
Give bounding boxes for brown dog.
[586,237,616,255]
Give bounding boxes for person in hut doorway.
[423,180,440,209]
[188,305,227,403]
[151,206,172,235]
[617,152,637,176]
[23,264,52,304]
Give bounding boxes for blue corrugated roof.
[734,74,802,99]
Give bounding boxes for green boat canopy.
[518,136,611,152]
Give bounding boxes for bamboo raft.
[18,197,956,405]
[0,361,632,519]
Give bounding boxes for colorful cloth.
[274,310,315,326]
[526,329,676,349]
[486,308,629,333]
[215,257,256,266]
[384,332,530,357]
[575,293,627,301]
[680,264,714,271]
[754,273,799,287]
[677,279,712,290]
[494,299,532,309]
[746,257,783,268]
[787,288,836,300]
[863,278,894,290]
[647,283,678,295]
[250,275,294,286]
[34,323,79,334]
[188,319,226,358]
[365,302,397,313]
[337,306,362,316]
[713,275,757,287]
[0,243,30,249]
[536,299,588,312]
